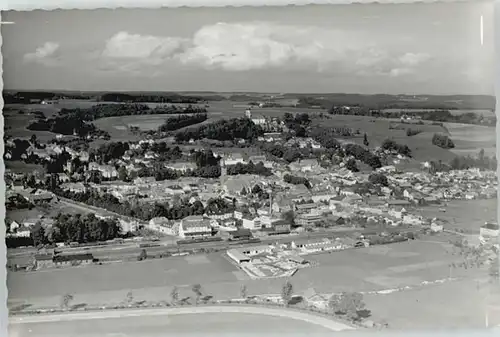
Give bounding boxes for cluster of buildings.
[226,236,368,279]
[5,114,498,250]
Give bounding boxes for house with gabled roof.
[302,287,329,309]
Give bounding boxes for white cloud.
[23,42,60,65]
[100,22,432,77]
[389,68,415,77]
[399,52,431,67]
[103,31,189,63]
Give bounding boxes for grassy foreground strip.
[9,305,356,331]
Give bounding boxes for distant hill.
[3,90,495,110]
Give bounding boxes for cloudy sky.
[2,2,494,94]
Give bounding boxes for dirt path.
[10,306,355,331]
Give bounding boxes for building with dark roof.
[53,253,94,267]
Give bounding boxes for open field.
[7,202,94,223]
[7,236,492,329]
[415,199,497,233]
[5,161,45,173]
[6,99,493,164]
[9,307,346,337]
[7,239,482,330]
[312,115,459,164]
[382,108,495,117]
[445,123,496,157]
[364,278,498,329]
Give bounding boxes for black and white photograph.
[3,1,499,336]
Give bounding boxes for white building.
[178,215,212,239]
[480,223,499,238]
[165,162,197,173]
[242,216,262,230]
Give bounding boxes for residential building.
[165,185,185,195]
[229,228,252,240]
[248,155,267,163]
[178,215,212,239]
[252,116,267,126]
[240,245,273,256]
[480,223,499,238]
[52,253,94,267]
[242,216,262,230]
[296,213,322,228]
[430,223,444,233]
[165,162,197,173]
[60,182,87,193]
[227,249,252,264]
[295,202,318,214]
[223,153,247,166]
[272,220,291,233]
[34,254,53,269]
[311,192,336,203]
[289,159,320,173]
[302,288,329,310]
[29,191,54,204]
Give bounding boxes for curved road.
[9,306,355,336]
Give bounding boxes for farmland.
[5,97,495,165]
[414,199,497,233]
[310,115,462,164]
[7,239,486,328]
[445,123,496,157]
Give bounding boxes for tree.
[432,133,455,149]
[281,280,293,306]
[61,293,74,309]
[479,148,485,162]
[281,210,296,227]
[170,286,179,305]
[240,284,248,300]
[118,166,128,181]
[192,284,203,304]
[328,292,365,321]
[368,173,389,187]
[363,133,369,147]
[251,184,262,195]
[138,249,148,261]
[31,223,46,247]
[345,158,359,172]
[126,291,134,305]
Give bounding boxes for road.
[9,306,354,337]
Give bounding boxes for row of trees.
[59,103,207,121]
[31,213,122,246]
[283,112,311,137]
[100,93,203,104]
[429,149,497,172]
[56,187,233,221]
[344,143,382,169]
[175,118,264,143]
[28,114,109,138]
[381,139,412,157]
[368,173,389,187]
[432,134,455,149]
[226,161,272,176]
[158,113,208,132]
[283,174,311,189]
[5,138,31,160]
[328,105,496,127]
[153,165,222,181]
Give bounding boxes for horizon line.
[3,89,495,98]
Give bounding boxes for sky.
[2,2,495,95]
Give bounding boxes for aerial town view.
[4,1,500,336]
